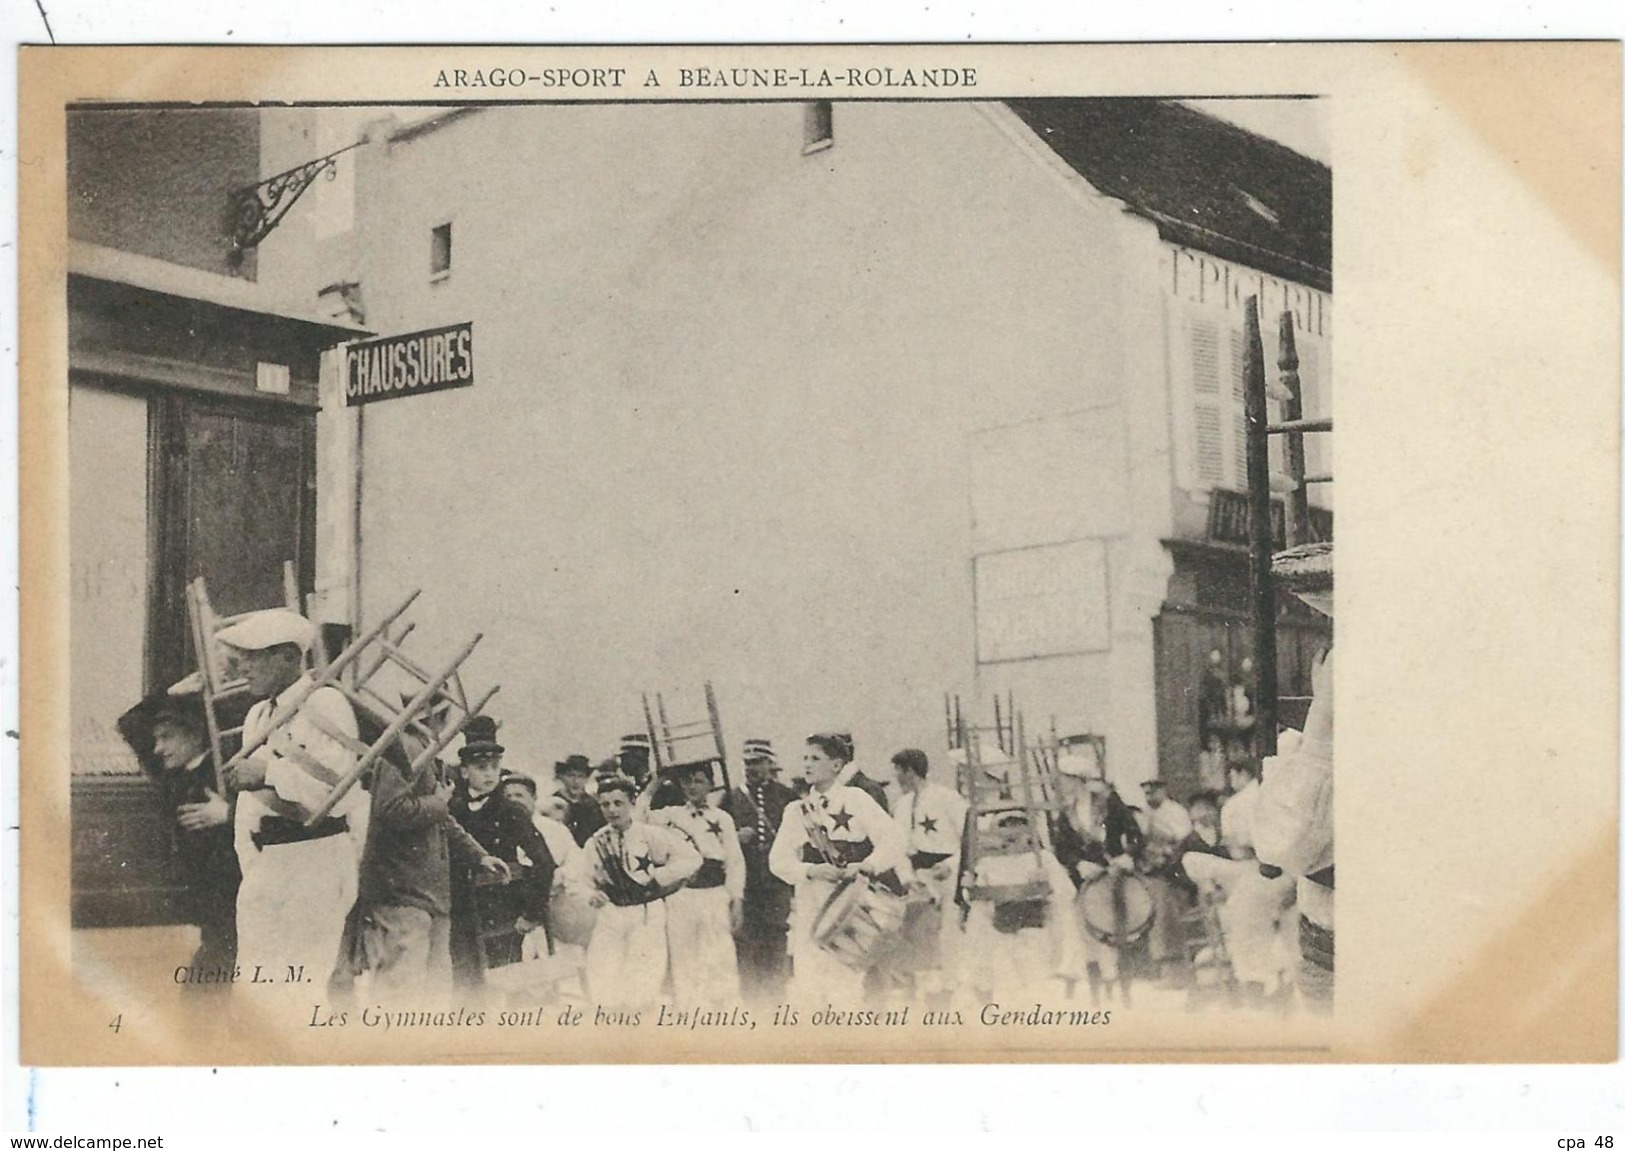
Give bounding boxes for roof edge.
[1000,100,1332,294]
[68,240,371,335]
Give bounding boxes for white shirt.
[532,813,583,886]
[233,673,367,872]
[1254,732,1334,927]
[573,820,702,898]
[970,844,1069,900]
[1142,799,1193,845]
[1220,780,1260,856]
[893,780,968,867]
[654,803,747,900]
[769,784,911,887]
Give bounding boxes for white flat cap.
[216,608,317,653]
[1054,751,1103,779]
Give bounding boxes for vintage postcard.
[15,41,1620,1065]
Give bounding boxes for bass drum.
[546,888,598,949]
[812,873,908,970]
[1077,869,1155,948]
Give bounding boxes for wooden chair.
[948,694,1057,904]
[201,585,499,826]
[640,681,733,798]
[184,560,309,794]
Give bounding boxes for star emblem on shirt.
[829,808,854,833]
[704,819,724,838]
[633,853,655,874]
[919,815,939,835]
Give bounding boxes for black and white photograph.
[15,42,1616,1072]
[60,90,1336,1033]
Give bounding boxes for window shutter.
[1190,318,1225,486]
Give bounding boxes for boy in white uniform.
[653,760,745,1005]
[961,809,1084,1000]
[576,776,701,1009]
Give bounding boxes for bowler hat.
[555,754,593,777]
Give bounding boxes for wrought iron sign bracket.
[227,141,362,266]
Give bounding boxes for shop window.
[430,222,452,280]
[69,383,150,775]
[803,101,833,154]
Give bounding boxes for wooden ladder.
[1241,296,1333,756]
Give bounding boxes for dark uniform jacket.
[1050,789,1145,883]
[843,768,891,815]
[723,779,797,901]
[1167,829,1228,893]
[451,787,557,971]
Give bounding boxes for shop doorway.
[71,380,316,928]
[147,392,317,693]
[1153,603,1330,799]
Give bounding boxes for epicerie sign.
[346,322,473,406]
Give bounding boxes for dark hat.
[672,758,716,780]
[458,715,504,760]
[742,738,776,764]
[555,754,593,777]
[116,686,208,758]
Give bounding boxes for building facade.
[67,107,364,925]
[310,99,1331,796]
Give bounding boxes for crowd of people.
[116,606,1333,1017]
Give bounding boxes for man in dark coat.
[336,718,507,996]
[554,754,606,847]
[722,738,798,1002]
[449,718,556,978]
[116,682,240,987]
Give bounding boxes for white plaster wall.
[339,101,1142,781]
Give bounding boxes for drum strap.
[798,798,841,867]
[595,830,652,906]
